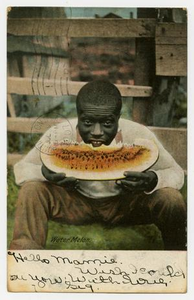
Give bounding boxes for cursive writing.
[8,251,186,293]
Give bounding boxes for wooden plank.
[7,117,64,134]
[7,126,187,170]
[156,36,187,45]
[154,13,187,125]
[132,8,156,125]
[156,23,187,38]
[7,94,16,117]
[149,126,187,171]
[7,77,153,98]
[152,77,180,126]
[7,18,156,38]
[8,77,33,95]
[156,44,187,76]
[133,39,155,124]
[21,55,70,97]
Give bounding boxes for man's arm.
[116,140,184,194]
[14,146,45,185]
[119,119,185,193]
[14,145,79,191]
[14,121,79,188]
[147,143,185,192]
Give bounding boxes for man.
[10,80,186,250]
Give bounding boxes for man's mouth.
[89,140,104,147]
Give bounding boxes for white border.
[1,0,194,299]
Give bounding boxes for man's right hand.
[41,165,79,191]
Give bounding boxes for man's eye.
[84,120,92,126]
[104,120,112,126]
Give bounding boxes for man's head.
[76,80,122,147]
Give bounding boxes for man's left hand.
[116,171,158,193]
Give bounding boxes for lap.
[19,182,185,226]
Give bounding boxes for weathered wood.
[156,36,187,45]
[7,35,69,56]
[153,10,187,126]
[156,22,187,38]
[7,77,153,98]
[132,9,156,125]
[149,126,187,171]
[151,77,180,127]
[7,122,187,170]
[7,54,23,116]
[21,54,70,97]
[7,18,156,38]
[156,44,187,76]
[7,55,67,117]
[7,94,16,117]
[155,22,187,76]
[7,117,64,134]
[11,17,180,39]
[133,38,155,124]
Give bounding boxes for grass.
[45,222,163,250]
[7,167,187,250]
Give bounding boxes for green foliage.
[172,88,187,128]
[45,222,163,250]
[7,218,15,248]
[8,132,41,154]
[44,99,77,119]
[7,167,19,216]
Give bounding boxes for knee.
[154,187,183,200]
[152,188,185,209]
[21,181,47,192]
[18,181,49,202]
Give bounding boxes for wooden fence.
[7,17,187,171]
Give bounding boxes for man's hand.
[116,171,158,193]
[41,165,79,191]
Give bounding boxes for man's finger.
[50,173,66,181]
[42,164,56,174]
[124,171,149,180]
[57,177,78,186]
[117,179,145,188]
[42,165,66,180]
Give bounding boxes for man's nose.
[91,123,103,136]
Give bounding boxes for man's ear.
[76,126,83,143]
[117,113,121,120]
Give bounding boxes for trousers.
[9,181,187,250]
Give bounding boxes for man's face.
[77,103,120,147]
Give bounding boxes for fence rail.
[7,77,153,97]
[7,18,157,38]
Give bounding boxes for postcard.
[7,5,187,294]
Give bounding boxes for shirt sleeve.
[141,129,185,193]
[145,137,185,193]
[13,129,52,186]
